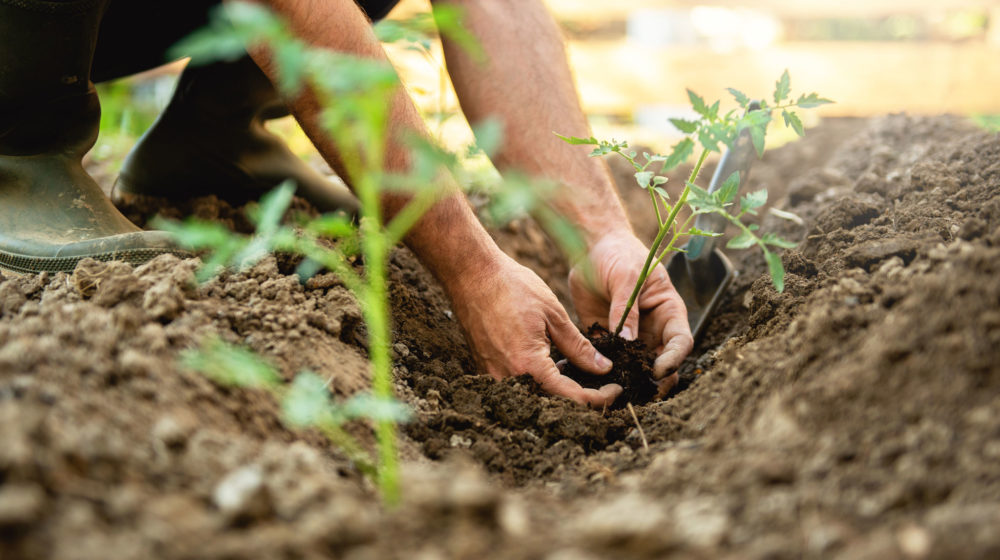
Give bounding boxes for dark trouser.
[90,0,402,83]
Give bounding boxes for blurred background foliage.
[93,0,1000,182]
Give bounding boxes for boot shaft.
[0,0,108,155]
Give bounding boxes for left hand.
[568,232,694,393]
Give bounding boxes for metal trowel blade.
[666,248,737,343]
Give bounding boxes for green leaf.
[283,371,331,428]
[182,338,280,389]
[782,110,805,137]
[727,87,751,108]
[796,92,834,109]
[717,171,740,204]
[471,118,504,157]
[697,128,720,153]
[342,394,413,423]
[669,118,699,134]
[687,89,710,118]
[761,232,797,249]
[708,100,720,119]
[307,213,356,238]
[635,171,654,188]
[661,138,694,171]
[554,133,599,146]
[764,250,785,292]
[726,230,757,249]
[774,69,791,104]
[653,186,670,200]
[687,182,722,212]
[652,175,668,186]
[740,189,768,214]
[431,4,485,62]
[252,181,296,235]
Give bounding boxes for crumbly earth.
[2,115,999,559]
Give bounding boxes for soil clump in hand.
[559,324,658,406]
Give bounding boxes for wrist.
[401,192,507,295]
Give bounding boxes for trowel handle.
[685,101,762,261]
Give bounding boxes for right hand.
[444,251,623,408]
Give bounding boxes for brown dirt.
[2,115,1000,559]
[558,324,659,407]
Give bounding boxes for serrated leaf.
[661,138,694,171]
[554,133,598,146]
[761,232,797,249]
[717,171,740,204]
[796,92,835,109]
[283,371,331,427]
[669,118,699,134]
[740,189,768,213]
[726,230,757,249]
[727,87,751,107]
[774,70,791,104]
[708,99,720,119]
[782,110,805,137]
[635,171,654,188]
[768,207,805,225]
[687,182,722,212]
[687,89,710,117]
[764,250,785,292]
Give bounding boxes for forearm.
[435,0,631,246]
[251,0,502,287]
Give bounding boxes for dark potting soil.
[558,323,658,407]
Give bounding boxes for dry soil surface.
[1,115,999,559]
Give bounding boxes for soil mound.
[1,115,999,559]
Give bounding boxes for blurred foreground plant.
[559,71,832,335]
[156,2,482,505]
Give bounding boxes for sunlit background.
[92,0,1000,174]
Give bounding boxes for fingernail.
[620,326,635,341]
[595,351,612,372]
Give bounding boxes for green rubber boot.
[112,56,358,214]
[0,0,186,274]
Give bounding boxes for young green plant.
[158,2,478,504]
[558,71,831,336]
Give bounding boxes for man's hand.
[446,252,622,408]
[569,232,694,392]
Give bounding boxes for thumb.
[609,286,640,341]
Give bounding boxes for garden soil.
[2,115,999,559]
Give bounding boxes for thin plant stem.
[613,148,711,335]
[647,187,663,225]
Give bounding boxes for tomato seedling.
[559,71,832,335]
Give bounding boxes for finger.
[534,360,622,407]
[654,372,680,400]
[653,314,694,379]
[547,307,613,375]
[609,288,640,341]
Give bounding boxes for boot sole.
[0,247,191,274]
